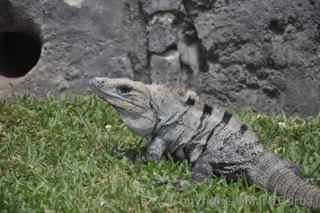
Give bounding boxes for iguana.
[90,77,320,209]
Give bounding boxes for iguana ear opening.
[203,104,213,115]
[184,90,199,106]
[185,97,195,106]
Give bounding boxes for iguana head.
[90,77,200,136]
[90,77,158,136]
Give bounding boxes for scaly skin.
[90,77,320,209]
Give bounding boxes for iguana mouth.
[89,79,145,111]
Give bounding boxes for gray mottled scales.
[90,77,320,210]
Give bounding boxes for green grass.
[0,96,319,213]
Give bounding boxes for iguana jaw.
[90,77,158,136]
[90,82,137,112]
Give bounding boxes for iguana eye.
[117,85,132,94]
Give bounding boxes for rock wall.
[141,0,320,116]
[0,0,148,96]
[1,0,320,116]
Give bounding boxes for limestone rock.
[141,0,183,15]
[148,13,178,53]
[0,0,147,96]
[150,51,181,85]
[178,33,201,76]
[191,0,320,115]
[1,0,320,116]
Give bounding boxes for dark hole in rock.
[269,19,286,35]
[309,0,315,5]
[0,31,42,78]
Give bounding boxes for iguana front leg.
[146,137,167,163]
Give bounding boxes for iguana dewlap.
[90,77,320,209]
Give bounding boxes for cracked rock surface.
[142,0,320,116]
[1,0,320,116]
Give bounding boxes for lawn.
[0,97,319,213]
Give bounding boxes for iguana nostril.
[93,78,101,86]
[90,78,103,88]
[97,80,104,88]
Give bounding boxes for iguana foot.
[146,153,161,163]
[192,160,214,184]
[145,137,167,163]
[174,179,192,191]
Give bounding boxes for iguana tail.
[247,152,320,209]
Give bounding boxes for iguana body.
[90,77,320,209]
